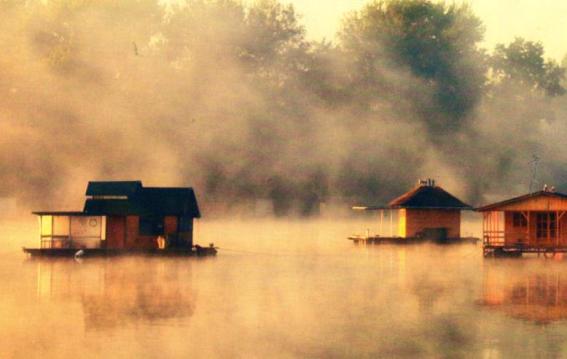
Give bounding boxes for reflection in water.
[481,262,567,324]
[35,258,195,329]
[4,219,567,357]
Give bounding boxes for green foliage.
[491,38,565,96]
[339,0,486,132]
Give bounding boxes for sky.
[285,0,567,61]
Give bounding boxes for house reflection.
[33,258,195,329]
[480,263,567,324]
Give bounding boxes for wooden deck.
[348,235,479,245]
[483,244,567,257]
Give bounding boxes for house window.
[139,216,164,236]
[536,212,557,239]
[512,212,527,227]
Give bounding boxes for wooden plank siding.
[481,194,567,249]
[105,215,180,249]
[403,209,461,238]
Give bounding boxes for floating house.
[477,187,567,257]
[26,181,215,257]
[350,179,475,244]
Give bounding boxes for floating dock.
[23,245,217,258]
[348,235,479,245]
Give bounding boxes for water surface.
[1,218,567,358]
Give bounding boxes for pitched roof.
[476,191,567,211]
[388,185,471,209]
[83,186,201,217]
[86,181,142,196]
[136,187,201,217]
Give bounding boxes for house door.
[536,212,557,243]
[106,216,126,249]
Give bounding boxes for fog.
[3,219,567,358]
[0,0,565,216]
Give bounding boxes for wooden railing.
[483,231,532,247]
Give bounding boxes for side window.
[512,212,527,227]
[139,216,164,236]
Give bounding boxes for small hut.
[477,187,567,256]
[27,181,210,256]
[350,179,473,243]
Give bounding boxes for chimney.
[418,178,436,187]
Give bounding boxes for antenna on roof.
[529,154,539,193]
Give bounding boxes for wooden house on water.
[25,181,216,257]
[477,187,567,257]
[350,179,476,244]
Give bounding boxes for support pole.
[390,210,393,237]
[526,211,530,246]
[380,210,384,237]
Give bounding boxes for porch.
[482,210,567,255]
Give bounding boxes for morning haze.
[2,1,567,358]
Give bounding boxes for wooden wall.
[404,209,461,238]
[504,211,567,247]
[106,216,125,249]
[105,215,181,249]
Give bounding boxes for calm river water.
[2,218,567,358]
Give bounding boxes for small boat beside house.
[349,179,478,245]
[478,186,567,257]
[24,181,216,257]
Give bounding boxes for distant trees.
[2,0,567,213]
[490,38,565,96]
[339,0,486,132]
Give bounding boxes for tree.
[491,38,565,96]
[339,0,486,132]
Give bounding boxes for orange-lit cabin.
[33,181,200,250]
[353,179,472,242]
[477,189,567,255]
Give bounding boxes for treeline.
[1,0,566,215]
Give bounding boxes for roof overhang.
[353,206,473,211]
[32,211,96,216]
[476,191,567,212]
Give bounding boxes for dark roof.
[83,199,145,215]
[83,187,201,217]
[388,185,471,209]
[476,191,567,211]
[138,187,200,217]
[86,181,142,196]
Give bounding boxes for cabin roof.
[86,181,142,196]
[476,190,567,211]
[388,185,471,209]
[83,187,201,217]
[34,181,201,218]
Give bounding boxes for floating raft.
[348,235,479,245]
[23,245,217,258]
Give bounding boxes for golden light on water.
[3,218,567,357]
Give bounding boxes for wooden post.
[557,211,560,247]
[526,211,530,246]
[548,211,551,244]
[390,210,393,237]
[380,210,384,236]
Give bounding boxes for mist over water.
[3,219,567,358]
